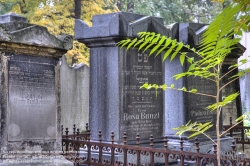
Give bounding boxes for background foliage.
[117,0,232,24]
[0,0,238,65]
[0,0,118,66]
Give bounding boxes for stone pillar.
[75,12,169,142]
[0,13,72,165]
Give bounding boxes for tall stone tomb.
[75,12,244,153]
[164,23,245,152]
[75,12,168,142]
[0,13,72,165]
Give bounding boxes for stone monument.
[75,12,168,142]
[75,12,244,153]
[0,13,72,165]
[60,55,89,133]
[164,23,245,152]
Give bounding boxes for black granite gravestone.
[75,13,244,154]
[75,12,168,142]
[0,13,72,165]
[164,23,244,152]
[121,49,163,140]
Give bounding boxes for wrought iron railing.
[61,123,250,166]
[223,117,250,151]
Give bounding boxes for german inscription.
[186,77,217,131]
[8,58,57,141]
[121,49,163,140]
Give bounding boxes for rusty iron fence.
[61,123,250,166]
[223,117,250,151]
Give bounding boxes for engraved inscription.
[121,49,163,139]
[187,77,217,130]
[8,59,57,141]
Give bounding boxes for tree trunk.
[74,0,81,19]
[117,0,122,11]
[127,0,134,13]
[18,0,27,14]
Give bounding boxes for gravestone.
[60,55,89,133]
[240,73,250,124]
[0,13,72,165]
[221,45,245,125]
[164,23,244,152]
[75,12,244,154]
[75,12,168,142]
[239,32,250,127]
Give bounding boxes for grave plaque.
[121,49,163,140]
[8,54,57,141]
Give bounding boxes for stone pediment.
[75,12,169,47]
[0,13,72,50]
[75,12,169,39]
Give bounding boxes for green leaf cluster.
[118,32,188,64]
[207,92,240,111]
[141,83,199,94]
[173,121,213,139]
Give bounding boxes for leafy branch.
[173,121,215,144]
[140,83,216,98]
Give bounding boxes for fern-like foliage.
[173,121,213,139]
[198,4,241,70]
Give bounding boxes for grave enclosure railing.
[61,123,250,166]
[223,117,250,151]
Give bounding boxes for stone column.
[0,13,72,165]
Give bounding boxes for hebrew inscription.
[121,49,163,140]
[8,59,57,141]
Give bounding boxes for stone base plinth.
[166,136,235,154]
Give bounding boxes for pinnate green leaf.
[170,84,175,88]
[189,89,198,93]
[180,53,186,66]
[127,38,137,50]
[207,92,240,111]
[160,84,167,90]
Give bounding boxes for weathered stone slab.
[60,55,89,133]
[0,13,72,165]
[8,54,57,141]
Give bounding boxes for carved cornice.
[0,41,67,58]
